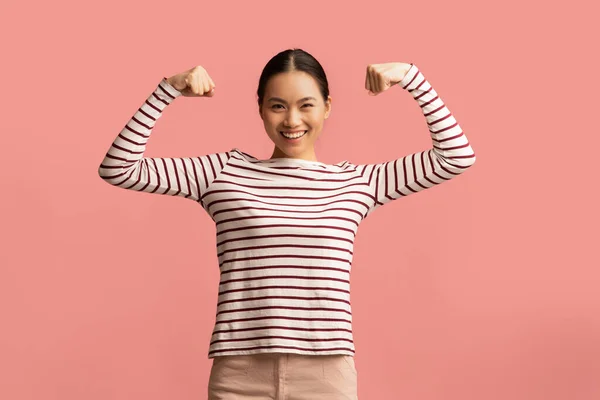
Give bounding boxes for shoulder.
[228,147,258,163]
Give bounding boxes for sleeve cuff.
[397,63,419,89]
[159,77,183,99]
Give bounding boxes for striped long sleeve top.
[98,63,476,359]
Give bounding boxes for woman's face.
[259,70,331,160]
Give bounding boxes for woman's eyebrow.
[267,96,317,103]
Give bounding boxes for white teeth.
[281,130,307,139]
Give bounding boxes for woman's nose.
[284,109,302,126]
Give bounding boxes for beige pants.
[208,352,358,399]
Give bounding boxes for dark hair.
[257,48,330,110]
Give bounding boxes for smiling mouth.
[280,130,308,140]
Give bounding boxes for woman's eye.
[272,104,313,109]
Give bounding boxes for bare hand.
[167,66,216,97]
[365,62,412,96]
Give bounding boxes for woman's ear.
[325,96,332,119]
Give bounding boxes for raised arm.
[358,63,476,219]
[97,77,232,205]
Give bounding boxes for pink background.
[2,0,599,399]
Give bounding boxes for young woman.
[98,48,476,399]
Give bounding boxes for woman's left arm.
[358,63,477,219]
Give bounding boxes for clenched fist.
[365,62,413,96]
[166,66,216,97]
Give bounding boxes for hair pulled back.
[257,48,330,109]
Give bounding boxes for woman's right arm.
[97,77,231,204]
